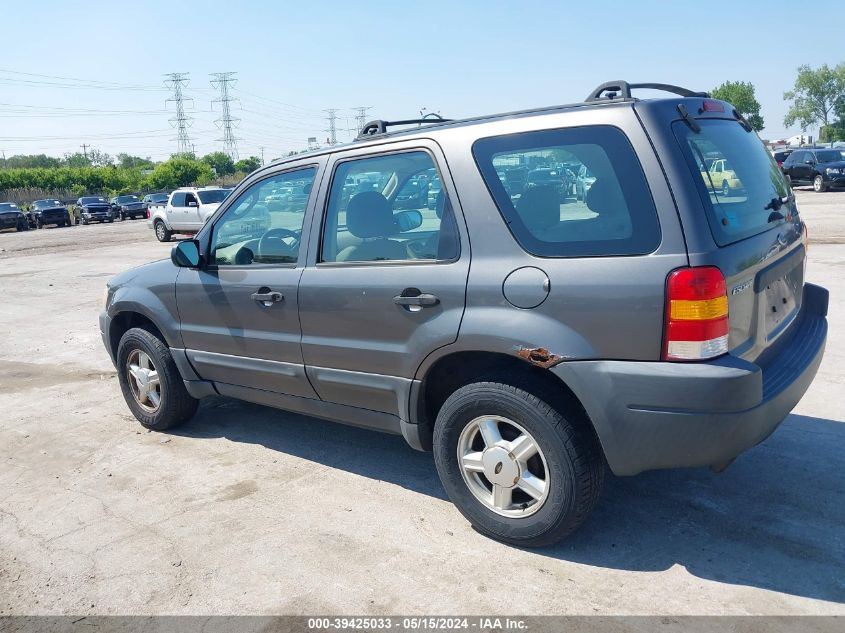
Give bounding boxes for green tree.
[783,63,845,131]
[116,153,155,170]
[201,151,235,176]
[3,154,62,169]
[63,152,91,168]
[234,156,261,173]
[148,156,214,190]
[711,81,765,131]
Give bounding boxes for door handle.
[251,290,284,306]
[393,289,440,310]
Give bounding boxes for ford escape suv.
[100,81,828,547]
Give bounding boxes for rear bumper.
[553,283,828,476]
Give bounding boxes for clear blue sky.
[1,0,840,162]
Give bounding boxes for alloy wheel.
[126,349,161,412]
[457,415,550,518]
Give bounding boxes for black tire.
[107,218,114,223]
[116,327,198,431]
[433,380,605,547]
[721,180,731,197]
[81,217,88,225]
[154,219,172,242]
[36,219,43,229]
[16,219,28,232]
[814,175,828,193]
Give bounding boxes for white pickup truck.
[148,187,231,242]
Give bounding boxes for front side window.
[210,167,316,266]
[321,151,459,263]
[473,126,660,257]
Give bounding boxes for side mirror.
[394,209,423,232]
[171,239,201,268]
[187,200,198,207]
[804,159,815,164]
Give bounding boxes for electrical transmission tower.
[210,72,241,161]
[351,106,372,133]
[164,73,193,155]
[324,109,339,145]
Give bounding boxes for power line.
[210,72,241,161]
[324,108,339,146]
[164,72,194,154]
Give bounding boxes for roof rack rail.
[585,81,709,102]
[356,114,452,139]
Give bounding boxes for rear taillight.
[663,267,729,361]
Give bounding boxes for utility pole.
[259,146,266,166]
[324,108,339,145]
[164,72,193,155]
[351,106,372,133]
[80,143,89,160]
[210,72,241,161]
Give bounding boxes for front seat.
[336,191,407,262]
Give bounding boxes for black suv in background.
[0,202,29,232]
[781,148,845,192]
[77,196,114,224]
[30,199,71,228]
[110,195,146,220]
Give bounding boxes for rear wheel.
[814,175,828,192]
[433,380,605,547]
[36,219,43,229]
[721,180,731,197]
[154,219,172,242]
[116,327,198,431]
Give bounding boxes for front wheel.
[433,380,605,547]
[721,180,731,197]
[154,219,172,242]
[116,327,198,430]
[814,175,828,193]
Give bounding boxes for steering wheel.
[257,227,300,261]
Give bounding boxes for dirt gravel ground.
[0,191,843,615]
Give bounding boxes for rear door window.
[472,126,660,257]
[673,119,792,246]
[170,192,186,207]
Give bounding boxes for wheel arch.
[413,350,604,458]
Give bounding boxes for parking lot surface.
[1,189,843,615]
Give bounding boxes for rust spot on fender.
[515,346,564,369]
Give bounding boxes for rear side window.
[673,119,791,246]
[472,126,660,257]
[170,192,186,207]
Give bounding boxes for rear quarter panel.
[417,104,688,376]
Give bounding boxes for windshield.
[673,119,792,246]
[197,189,228,204]
[33,200,62,208]
[815,150,842,163]
[80,197,106,204]
[117,195,138,203]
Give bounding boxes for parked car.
[0,202,29,232]
[30,199,71,228]
[525,168,571,202]
[148,187,230,242]
[781,148,845,192]
[100,80,827,547]
[772,148,794,168]
[141,193,170,214]
[77,196,114,224]
[700,158,743,197]
[110,195,146,220]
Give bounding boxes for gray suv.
[100,81,828,546]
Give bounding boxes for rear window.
[673,119,791,246]
[473,126,660,258]
[198,189,228,204]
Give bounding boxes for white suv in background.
[148,187,230,242]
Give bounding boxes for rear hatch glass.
[674,118,805,360]
[673,119,791,246]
